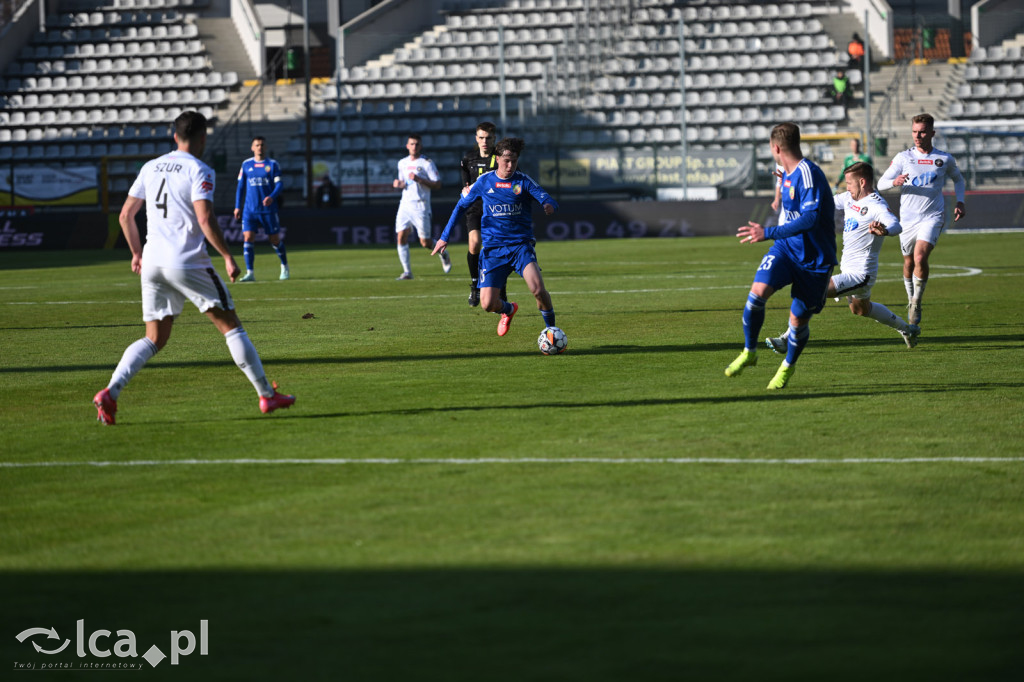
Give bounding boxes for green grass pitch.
[2,233,1023,680]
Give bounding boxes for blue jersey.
[235,157,283,216]
[440,170,557,247]
[764,158,837,273]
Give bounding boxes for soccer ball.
[537,326,568,355]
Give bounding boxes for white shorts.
[899,217,944,255]
[831,271,875,300]
[395,202,432,240]
[141,263,235,322]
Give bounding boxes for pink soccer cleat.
[93,388,117,425]
[497,302,518,337]
[259,382,296,414]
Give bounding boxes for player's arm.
[195,199,241,282]
[265,160,283,206]
[433,185,478,253]
[764,183,825,240]
[416,160,442,191]
[233,166,246,220]
[459,155,473,193]
[526,177,558,214]
[118,195,145,274]
[869,209,901,236]
[876,158,905,190]
[949,158,967,220]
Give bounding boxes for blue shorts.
[479,242,538,289]
[241,212,281,236]
[752,246,833,318]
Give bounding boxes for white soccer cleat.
[901,324,921,348]
[765,336,787,355]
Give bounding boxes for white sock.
[912,276,927,303]
[107,337,159,400]
[397,243,411,273]
[866,302,908,332]
[904,277,915,302]
[224,327,273,397]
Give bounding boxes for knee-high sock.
[225,327,273,397]
[272,240,288,266]
[541,309,556,328]
[467,251,479,286]
[784,323,810,366]
[867,302,909,332]
[742,293,766,350]
[912,276,927,302]
[397,243,411,274]
[903,277,914,302]
[244,242,255,271]
[107,337,159,399]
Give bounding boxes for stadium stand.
[294,0,850,191]
[0,0,237,190]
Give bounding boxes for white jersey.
[397,155,439,205]
[834,191,901,276]
[877,146,965,226]
[128,150,216,269]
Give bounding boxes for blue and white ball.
[537,327,568,355]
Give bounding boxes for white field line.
[0,265,988,305]
[2,457,1023,468]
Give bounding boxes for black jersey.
[460,148,498,223]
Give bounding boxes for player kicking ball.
[766,161,921,353]
[433,137,559,337]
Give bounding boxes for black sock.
[467,251,479,287]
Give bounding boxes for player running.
[765,161,920,352]
[433,137,558,337]
[877,113,966,325]
[725,122,837,390]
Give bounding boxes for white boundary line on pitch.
[2,457,1023,468]
[0,265,987,305]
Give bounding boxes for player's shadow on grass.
[2,568,1022,681]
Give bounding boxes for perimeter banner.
[0,167,99,206]
[537,149,755,190]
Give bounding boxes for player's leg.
[396,218,413,278]
[467,226,481,306]
[899,223,918,304]
[522,261,556,329]
[727,251,784,377]
[909,234,937,325]
[266,216,288,279]
[766,268,831,389]
[95,267,179,424]
[203,290,294,413]
[479,251,517,335]
[240,226,256,281]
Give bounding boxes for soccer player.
[836,138,871,188]
[93,111,294,425]
[877,113,966,325]
[432,137,558,337]
[765,161,921,352]
[393,133,452,280]
[233,136,289,281]
[460,121,499,306]
[725,122,837,390]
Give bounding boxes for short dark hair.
[476,121,497,135]
[408,133,422,142]
[495,137,525,157]
[844,161,874,186]
[174,111,207,143]
[912,113,935,130]
[770,122,800,154]
[252,135,266,143]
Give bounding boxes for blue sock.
[742,293,766,350]
[541,309,555,328]
[498,300,514,316]
[785,323,810,366]
[273,240,288,266]
[243,242,254,271]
